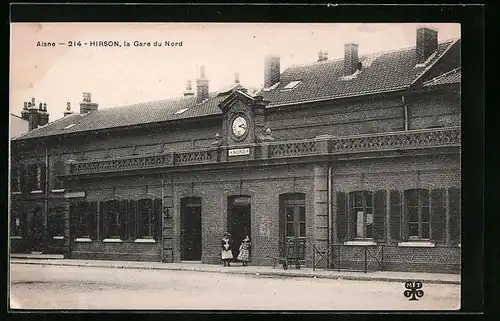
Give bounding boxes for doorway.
[227,196,251,260]
[29,205,45,252]
[180,197,202,261]
[280,193,306,259]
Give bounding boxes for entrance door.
[180,197,202,261]
[280,194,306,259]
[29,205,45,252]
[227,196,251,259]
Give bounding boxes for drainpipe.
[402,95,409,131]
[327,165,333,248]
[44,146,49,251]
[161,176,164,262]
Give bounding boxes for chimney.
[196,66,209,103]
[416,27,438,64]
[39,102,50,126]
[264,55,280,88]
[27,98,40,131]
[79,92,99,114]
[318,50,328,62]
[344,43,359,76]
[234,72,240,84]
[64,102,74,117]
[21,101,29,121]
[183,80,195,97]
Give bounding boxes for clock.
[231,116,248,138]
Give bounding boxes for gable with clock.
[218,90,271,159]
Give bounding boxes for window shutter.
[69,202,78,239]
[336,192,347,242]
[129,200,137,240]
[19,164,25,193]
[430,188,445,243]
[11,165,18,191]
[448,187,461,244]
[389,190,402,241]
[119,200,129,239]
[153,198,162,240]
[89,201,98,240]
[347,193,355,240]
[373,190,386,242]
[99,201,106,240]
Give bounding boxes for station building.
[9,27,461,273]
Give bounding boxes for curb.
[10,260,460,285]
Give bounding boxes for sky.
[10,23,460,122]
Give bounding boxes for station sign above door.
[228,148,250,156]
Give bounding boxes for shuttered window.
[11,165,21,192]
[389,190,402,241]
[349,191,374,239]
[48,206,66,236]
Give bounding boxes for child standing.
[237,236,251,266]
[221,232,233,267]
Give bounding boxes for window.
[48,207,66,236]
[71,201,97,239]
[138,199,154,238]
[25,163,46,192]
[349,191,374,239]
[404,189,430,239]
[336,190,386,242]
[106,200,120,238]
[10,204,26,237]
[283,80,301,90]
[11,165,21,192]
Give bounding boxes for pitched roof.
[258,39,458,107]
[423,67,461,87]
[14,39,459,141]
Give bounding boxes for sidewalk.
[9,255,460,285]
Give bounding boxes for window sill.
[397,241,435,248]
[11,191,21,195]
[51,189,65,193]
[458,243,461,248]
[53,236,64,240]
[134,238,156,243]
[344,240,377,246]
[102,238,123,243]
[75,237,92,243]
[30,190,43,194]
[10,236,23,240]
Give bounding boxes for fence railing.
[312,243,461,273]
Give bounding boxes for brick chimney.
[183,80,195,97]
[416,27,438,64]
[344,43,359,76]
[21,101,29,122]
[196,66,209,103]
[27,99,40,131]
[64,102,74,117]
[318,50,329,62]
[38,102,49,126]
[79,92,99,114]
[264,55,280,88]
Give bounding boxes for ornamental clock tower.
[218,90,271,161]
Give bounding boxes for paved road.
[10,263,460,310]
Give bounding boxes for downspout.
[327,165,333,248]
[402,95,409,131]
[161,176,164,262]
[44,146,49,250]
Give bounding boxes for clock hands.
[238,123,247,129]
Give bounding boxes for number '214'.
[68,41,82,47]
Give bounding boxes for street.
[10,263,460,310]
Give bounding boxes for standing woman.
[237,236,251,266]
[221,232,233,267]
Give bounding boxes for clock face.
[232,116,248,137]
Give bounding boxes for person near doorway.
[237,236,251,266]
[221,232,233,267]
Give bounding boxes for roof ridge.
[284,38,458,70]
